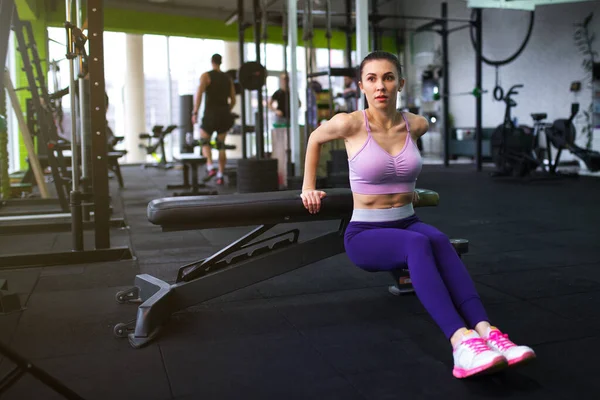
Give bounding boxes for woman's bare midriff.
[352,192,414,209]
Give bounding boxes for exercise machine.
[490,84,539,177]
[139,125,177,169]
[111,188,470,348]
[166,154,218,197]
[531,103,600,175]
[0,0,132,266]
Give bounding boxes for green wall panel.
[43,2,399,52]
[8,2,400,169]
[13,2,47,169]
[14,0,38,21]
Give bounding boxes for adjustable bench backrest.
[147,188,440,232]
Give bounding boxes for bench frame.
[114,219,349,348]
[114,188,467,349]
[167,156,218,196]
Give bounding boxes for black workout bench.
[166,154,218,196]
[113,188,468,348]
[58,150,126,189]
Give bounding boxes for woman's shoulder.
[327,111,364,135]
[401,111,429,137]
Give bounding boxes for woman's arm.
[407,113,430,138]
[302,113,353,191]
[301,113,354,213]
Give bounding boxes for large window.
[246,42,308,129]
[315,48,347,104]
[46,30,227,161]
[168,37,225,157]
[41,28,352,163]
[143,35,170,128]
[47,28,127,145]
[143,35,171,158]
[47,27,73,142]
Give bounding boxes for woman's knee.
[431,231,450,246]
[411,232,432,251]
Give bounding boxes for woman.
[300,51,535,379]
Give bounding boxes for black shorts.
[201,110,234,134]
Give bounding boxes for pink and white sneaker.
[453,330,508,379]
[484,326,536,366]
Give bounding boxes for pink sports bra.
[348,110,423,195]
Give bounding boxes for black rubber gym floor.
[1,163,599,400]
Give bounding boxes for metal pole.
[65,0,84,251]
[371,0,379,51]
[288,0,300,172]
[325,0,333,119]
[303,0,313,137]
[0,0,14,93]
[345,0,352,68]
[253,0,264,159]
[356,0,369,110]
[166,36,173,127]
[282,6,293,179]
[75,0,88,185]
[0,341,85,400]
[238,0,247,159]
[475,9,483,172]
[442,2,450,167]
[263,43,269,151]
[88,0,110,248]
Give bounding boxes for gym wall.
[11,0,48,170]
[41,2,396,53]
[403,0,600,153]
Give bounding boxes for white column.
[222,40,243,159]
[123,34,146,163]
[222,41,239,72]
[355,0,370,110]
[222,40,241,118]
[288,0,300,174]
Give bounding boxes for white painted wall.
[400,0,600,157]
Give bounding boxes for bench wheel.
[450,238,469,255]
[115,287,140,304]
[388,269,415,296]
[113,320,136,338]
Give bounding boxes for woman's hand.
[412,190,420,205]
[301,190,327,214]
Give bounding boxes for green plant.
[573,12,597,149]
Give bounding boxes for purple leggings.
[344,214,489,339]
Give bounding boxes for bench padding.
[147,188,440,230]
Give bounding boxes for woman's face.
[358,59,405,109]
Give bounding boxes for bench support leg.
[116,224,347,349]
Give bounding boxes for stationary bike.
[490,84,539,177]
[531,103,600,175]
[139,125,178,169]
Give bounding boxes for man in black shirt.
[342,76,358,113]
[269,73,292,125]
[191,53,236,185]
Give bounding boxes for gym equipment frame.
[113,188,441,348]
